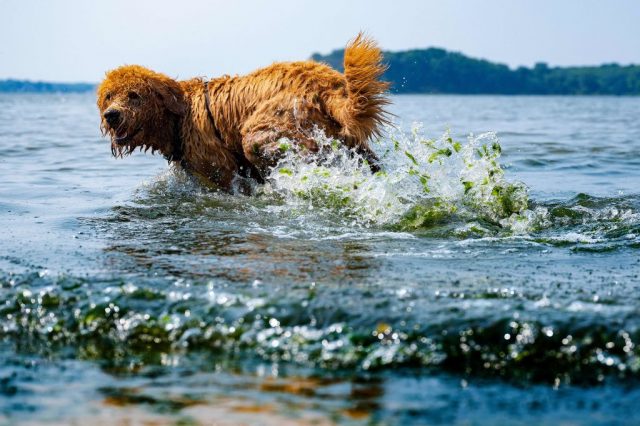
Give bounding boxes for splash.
[129,124,638,249]
[261,125,543,233]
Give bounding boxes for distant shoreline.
[3,45,640,95]
[0,79,95,93]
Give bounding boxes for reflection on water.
[4,348,640,425]
[100,204,380,283]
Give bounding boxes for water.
[1,93,639,425]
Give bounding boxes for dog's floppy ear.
[149,77,187,116]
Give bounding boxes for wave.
[1,267,639,385]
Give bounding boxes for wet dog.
[97,34,389,190]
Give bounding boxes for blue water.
[1,93,639,425]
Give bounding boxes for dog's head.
[97,65,186,158]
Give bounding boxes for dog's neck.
[166,80,241,188]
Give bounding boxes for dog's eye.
[127,92,141,102]
[105,93,112,101]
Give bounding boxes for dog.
[97,34,389,190]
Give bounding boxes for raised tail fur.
[327,33,390,145]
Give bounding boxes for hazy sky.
[1,0,639,82]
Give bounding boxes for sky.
[1,0,639,82]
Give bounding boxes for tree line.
[312,47,640,95]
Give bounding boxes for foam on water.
[260,125,543,233]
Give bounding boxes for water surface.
[1,94,639,425]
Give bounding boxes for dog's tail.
[328,33,390,144]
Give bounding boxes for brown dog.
[97,34,389,190]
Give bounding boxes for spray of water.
[259,124,546,233]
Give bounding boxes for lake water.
[1,93,639,425]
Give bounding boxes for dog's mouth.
[109,124,145,158]
[112,126,142,145]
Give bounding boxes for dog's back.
[229,34,389,147]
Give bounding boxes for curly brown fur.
[97,33,389,190]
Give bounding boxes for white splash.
[260,125,544,233]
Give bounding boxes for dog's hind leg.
[358,145,382,173]
[241,128,319,177]
[242,128,382,178]
[343,135,382,173]
[241,95,382,178]
[240,96,323,177]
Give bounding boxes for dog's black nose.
[103,109,121,125]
